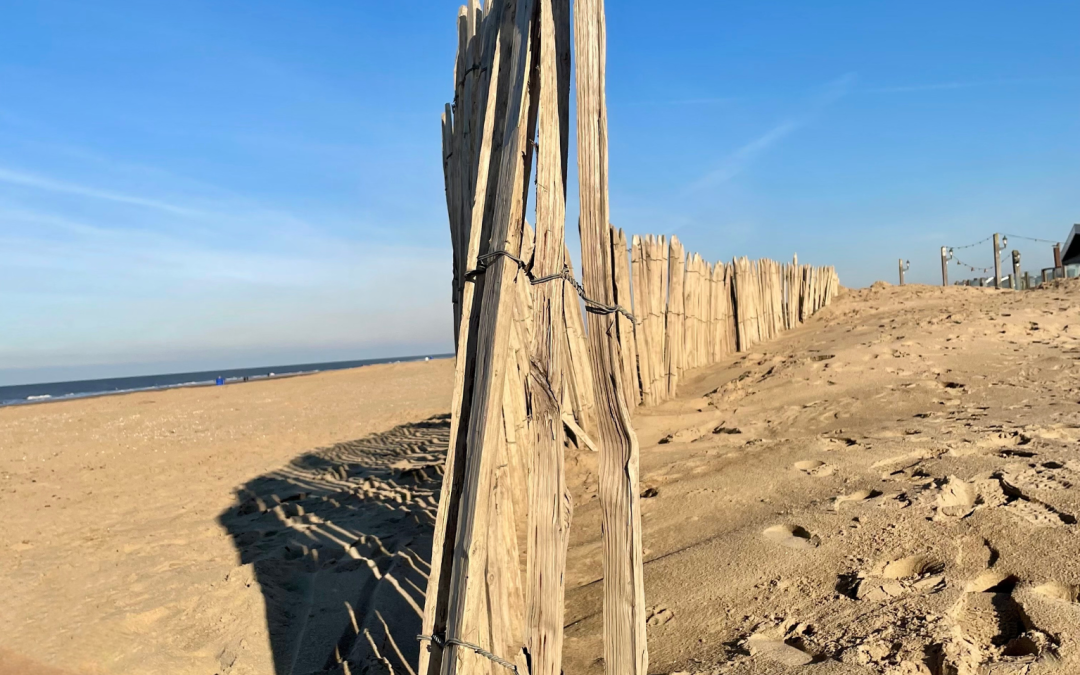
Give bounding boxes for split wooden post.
[562,248,597,435]
[665,238,685,397]
[426,0,541,672]
[574,0,648,671]
[423,3,516,673]
[642,236,668,404]
[630,235,654,406]
[523,1,573,672]
[612,226,639,409]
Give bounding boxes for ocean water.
[0,354,453,407]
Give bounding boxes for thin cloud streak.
[625,96,738,108]
[688,73,857,192]
[0,166,210,217]
[867,77,1071,94]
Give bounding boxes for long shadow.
[219,415,449,675]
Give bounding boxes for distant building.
[1063,224,1080,266]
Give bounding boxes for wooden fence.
[422,2,840,675]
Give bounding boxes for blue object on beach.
[216,376,224,386]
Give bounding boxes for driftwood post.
[574,0,648,671]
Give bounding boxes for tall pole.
[940,246,949,286]
[1053,243,1063,277]
[898,258,905,285]
[1011,250,1021,290]
[993,233,1002,289]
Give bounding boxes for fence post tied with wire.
[422,2,841,674]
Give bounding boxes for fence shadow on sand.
[219,415,449,675]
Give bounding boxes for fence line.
[424,2,840,674]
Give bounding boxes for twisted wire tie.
[417,633,520,674]
[464,250,636,324]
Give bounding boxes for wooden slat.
[643,235,668,404]
[523,1,572,673]
[664,237,685,399]
[573,0,648,671]
[612,226,639,408]
[562,248,597,435]
[434,0,539,670]
[630,235,653,406]
[422,2,513,673]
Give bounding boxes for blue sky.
[1,0,1077,384]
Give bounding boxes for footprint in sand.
[943,571,1060,669]
[1032,581,1079,604]
[997,480,1077,526]
[833,488,881,510]
[646,606,675,626]
[936,476,979,518]
[794,460,835,477]
[848,555,946,601]
[1001,464,1074,491]
[763,524,820,550]
[746,634,814,667]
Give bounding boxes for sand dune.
[3,281,1080,675]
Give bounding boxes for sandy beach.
[4,281,1080,675]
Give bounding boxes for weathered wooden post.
[1024,271,1031,290]
[898,259,908,286]
[993,233,1002,289]
[574,0,648,672]
[940,247,950,287]
[1053,242,1063,278]
[664,237,685,398]
[1011,250,1021,291]
[524,1,573,672]
[612,226,639,409]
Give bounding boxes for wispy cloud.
[626,96,737,108]
[688,73,857,192]
[0,166,209,217]
[866,76,1071,94]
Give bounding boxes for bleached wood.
[562,248,597,435]
[664,237,684,399]
[574,0,647,671]
[562,411,599,453]
[523,1,573,673]
[612,226,639,408]
[435,0,539,671]
[423,2,513,672]
[630,235,653,406]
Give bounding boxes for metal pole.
[940,246,949,286]
[993,233,1002,289]
[1011,250,1021,290]
[898,258,905,285]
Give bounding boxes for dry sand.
[4,282,1080,675]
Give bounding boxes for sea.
[0,354,454,407]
